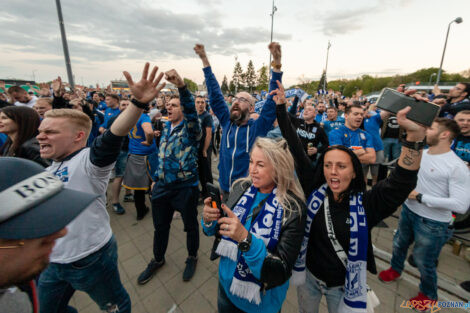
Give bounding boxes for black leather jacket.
[224,180,307,290]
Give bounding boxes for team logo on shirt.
[55,167,69,182]
[360,133,366,140]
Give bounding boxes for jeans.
[38,236,131,313]
[217,282,245,313]
[382,137,401,161]
[152,186,199,261]
[297,269,343,313]
[391,205,453,300]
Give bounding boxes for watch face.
[239,241,250,252]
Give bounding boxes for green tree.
[229,80,236,94]
[183,78,198,92]
[232,61,243,93]
[221,75,229,94]
[244,60,257,93]
[256,65,269,91]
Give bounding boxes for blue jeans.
[382,137,401,161]
[217,282,245,313]
[391,205,453,300]
[38,236,131,313]
[297,269,343,313]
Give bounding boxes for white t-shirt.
[14,96,37,108]
[47,148,115,263]
[406,149,470,223]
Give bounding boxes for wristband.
[400,136,426,151]
[131,98,149,110]
[416,193,423,203]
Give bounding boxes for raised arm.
[254,42,283,135]
[165,69,201,141]
[272,81,316,195]
[366,106,426,226]
[111,63,165,136]
[195,44,230,126]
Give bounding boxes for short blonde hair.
[44,109,92,138]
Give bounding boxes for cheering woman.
[202,137,307,313]
[273,81,426,313]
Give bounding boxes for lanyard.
[324,197,348,268]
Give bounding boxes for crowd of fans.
[0,42,470,313]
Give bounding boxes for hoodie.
[203,67,281,192]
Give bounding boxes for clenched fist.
[165,69,185,88]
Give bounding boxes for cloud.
[0,0,291,64]
[308,0,415,36]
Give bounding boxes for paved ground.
[71,156,470,312]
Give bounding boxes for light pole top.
[454,17,463,24]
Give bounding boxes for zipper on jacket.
[229,126,239,187]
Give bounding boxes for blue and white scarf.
[292,184,369,313]
[216,185,284,305]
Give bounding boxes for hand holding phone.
[206,183,225,218]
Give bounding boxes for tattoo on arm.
[401,148,421,167]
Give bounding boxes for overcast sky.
[1,0,468,87]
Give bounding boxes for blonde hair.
[44,109,92,138]
[235,137,305,217]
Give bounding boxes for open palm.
[123,63,165,104]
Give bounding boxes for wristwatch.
[416,193,423,204]
[238,232,252,253]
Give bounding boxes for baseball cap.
[0,157,98,239]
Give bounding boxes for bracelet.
[400,136,426,151]
[131,98,149,110]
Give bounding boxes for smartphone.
[375,88,440,127]
[206,183,225,217]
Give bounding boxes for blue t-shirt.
[315,112,327,123]
[128,114,156,155]
[0,133,7,147]
[364,112,384,151]
[101,107,120,129]
[329,124,374,150]
[322,117,345,135]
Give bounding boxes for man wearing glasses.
[194,42,282,200]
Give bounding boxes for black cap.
[0,157,97,239]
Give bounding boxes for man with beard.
[0,157,96,312]
[321,106,345,136]
[194,42,281,200]
[438,82,470,119]
[314,100,327,123]
[379,118,470,311]
[7,86,37,108]
[329,103,376,164]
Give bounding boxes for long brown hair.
[0,106,40,156]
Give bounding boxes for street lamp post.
[268,0,277,78]
[436,17,463,85]
[55,0,75,90]
[323,41,331,92]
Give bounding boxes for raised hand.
[194,44,210,67]
[396,106,426,141]
[51,77,63,97]
[123,63,165,104]
[164,69,185,88]
[269,80,287,105]
[268,42,281,64]
[194,44,207,59]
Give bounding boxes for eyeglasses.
[233,97,250,104]
[0,241,25,249]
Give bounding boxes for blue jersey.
[101,107,120,129]
[315,112,327,123]
[323,117,345,135]
[98,100,107,111]
[364,112,384,151]
[329,125,374,150]
[128,114,156,155]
